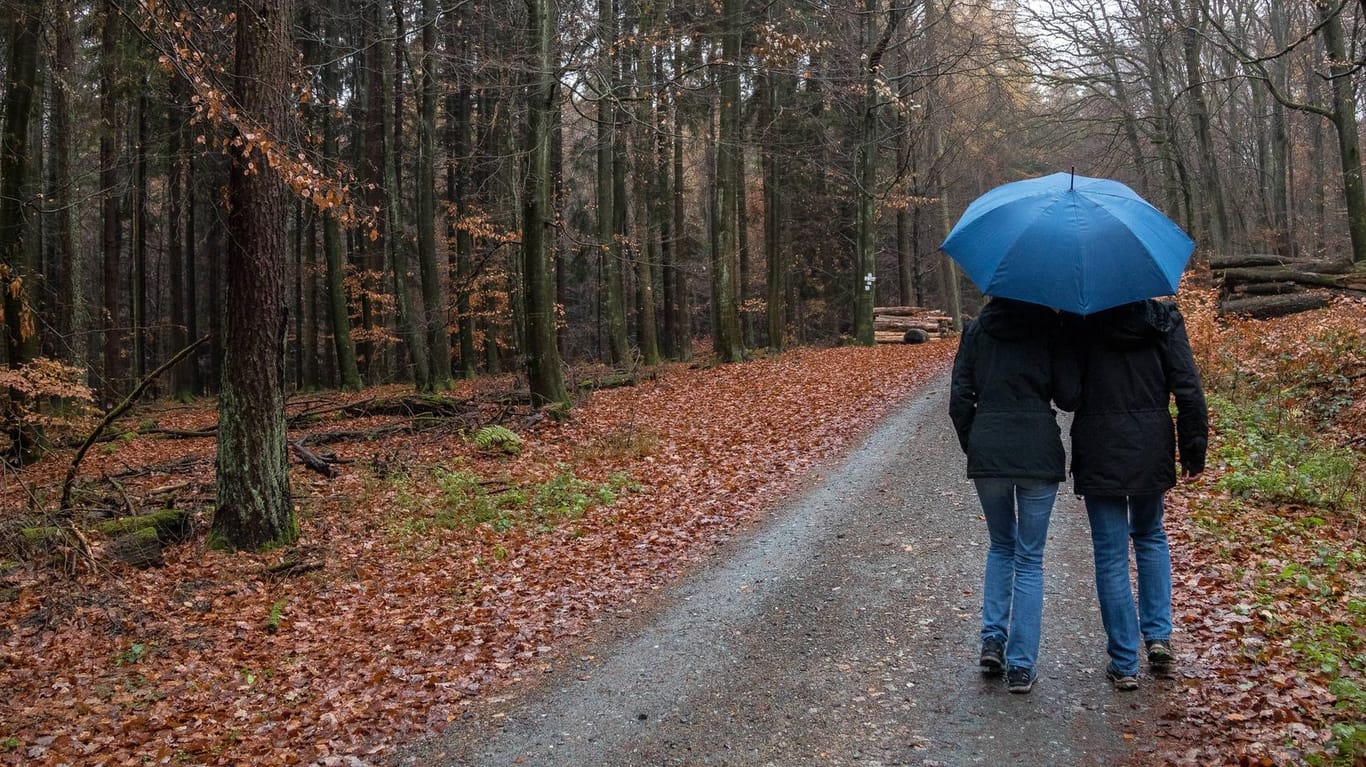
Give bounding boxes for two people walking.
[949,296,1208,694]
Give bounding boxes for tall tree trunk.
[322,0,362,389]
[50,1,83,372]
[449,65,477,376]
[0,0,45,462]
[1267,0,1291,254]
[763,69,785,352]
[212,0,296,551]
[1171,0,1229,250]
[1318,0,1366,265]
[377,1,431,388]
[131,85,150,382]
[524,0,569,406]
[100,1,125,404]
[417,0,451,387]
[168,76,192,398]
[853,0,880,346]
[597,0,628,365]
[895,98,913,308]
[658,47,677,359]
[712,0,745,363]
[634,29,661,366]
[301,211,320,389]
[671,38,692,362]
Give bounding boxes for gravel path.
[395,373,1170,766]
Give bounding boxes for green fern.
[472,425,523,455]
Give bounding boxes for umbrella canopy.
[940,172,1195,315]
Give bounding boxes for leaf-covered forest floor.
[1,297,1363,767]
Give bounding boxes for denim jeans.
[975,478,1058,671]
[1084,493,1172,675]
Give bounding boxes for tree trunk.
[49,1,83,373]
[523,0,569,406]
[211,0,296,551]
[1318,0,1366,265]
[100,1,125,404]
[597,0,628,366]
[131,85,150,382]
[417,0,451,387]
[0,0,45,462]
[377,1,431,389]
[167,76,192,398]
[671,37,692,362]
[1171,0,1229,250]
[322,0,362,390]
[763,69,785,353]
[712,0,745,363]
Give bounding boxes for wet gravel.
[394,374,1172,766]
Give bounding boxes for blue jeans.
[1084,493,1172,675]
[975,478,1058,671]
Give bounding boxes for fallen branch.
[290,440,337,478]
[60,336,211,511]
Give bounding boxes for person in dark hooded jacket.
[1068,299,1207,691]
[949,297,1078,694]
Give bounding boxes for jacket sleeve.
[1163,310,1209,475]
[948,323,979,453]
[1051,313,1085,413]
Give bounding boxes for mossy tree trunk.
[211,0,296,551]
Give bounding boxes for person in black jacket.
[1068,299,1207,691]
[950,297,1078,694]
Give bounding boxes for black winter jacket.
[1068,300,1208,496]
[949,298,1079,481]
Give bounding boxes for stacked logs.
[872,306,956,344]
[1213,254,1366,319]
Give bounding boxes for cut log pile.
[1212,254,1366,319]
[872,306,956,343]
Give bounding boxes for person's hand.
[1180,461,1203,480]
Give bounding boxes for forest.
[1,0,1365,763]
[2,0,1363,414]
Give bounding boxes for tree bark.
[1317,0,1366,265]
[322,0,362,390]
[211,0,297,551]
[417,0,451,387]
[100,1,125,404]
[712,0,745,363]
[524,0,570,405]
[0,0,45,462]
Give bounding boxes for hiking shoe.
[1146,639,1175,674]
[1106,664,1139,691]
[979,638,1005,675]
[1006,666,1036,694]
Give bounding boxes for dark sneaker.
[979,638,1005,675]
[1006,666,1036,694]
[1146,639,1175,674]
[1106,664,1139,691]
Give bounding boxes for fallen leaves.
[0,343,952,765]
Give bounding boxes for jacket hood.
[977,297,1058,341]
[1089,299,1175,348]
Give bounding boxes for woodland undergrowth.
[0,343,951,766]
[1162,286,1365,767]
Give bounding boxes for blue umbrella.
[940,172,1195,315]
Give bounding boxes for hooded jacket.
[1068,300,1208,496]
[949,298,1078,481]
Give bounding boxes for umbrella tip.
[1070,166,1075,190]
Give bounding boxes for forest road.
[393,373,1171,767]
